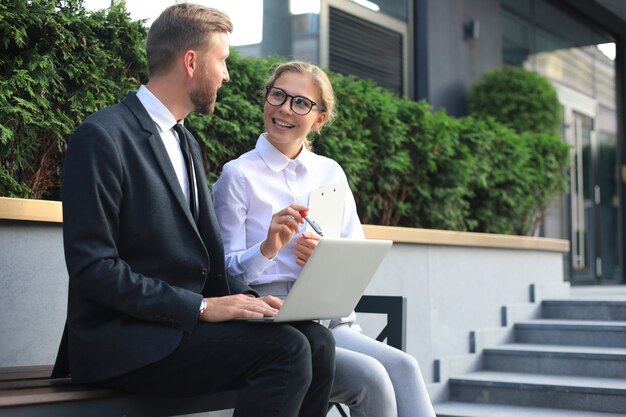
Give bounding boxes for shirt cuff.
[242,241,276,278]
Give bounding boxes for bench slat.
[0,386,118,408]
[0,377,73,390]
[0,365,53,382]
[0,366,120,409]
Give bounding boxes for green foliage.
[466,67,569,234]
[0,0,147,199]
[189,53,568,235]
[464,122,569,235]
[0,4,568,235]
[0,167,31,198]
[463,118,533,234]
[397,101,474,231]
[467,66,561,135]
[520,130,570,231]
[318,74,409,225]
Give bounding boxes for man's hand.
[199,294,283,322]
[260,204,308,259]
[294,232,321,267]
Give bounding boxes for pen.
[301,214,324,236]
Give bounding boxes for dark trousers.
[91,320,335,417]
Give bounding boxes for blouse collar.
[256,133,314,173]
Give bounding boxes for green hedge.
[466,66,568,233]
[192,52,568,235]
[467,66,561,135]
[0,2,569,235]
[0,0,147,199]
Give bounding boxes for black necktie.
[173,124,198,224]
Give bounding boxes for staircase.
[434,298,626,416]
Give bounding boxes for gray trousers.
[253,282,435,416]
[331,325,436,417]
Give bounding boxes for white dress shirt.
[135,85,195,207]
[211,134,364,286]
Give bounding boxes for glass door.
[567,110,622,284]
[568,112,596,282]
[502,0,622,285]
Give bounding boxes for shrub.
[0,5,569,236]
[0,0,147,199]
[462,117,535,234]
[466,67,569,234]
[467,66,561,135]
[396,100,475,230]
[317,74,409,225]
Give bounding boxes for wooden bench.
[1,295,406,417]
[0,365,238,417]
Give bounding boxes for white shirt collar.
[136,85,180,132]
[256,134,313,173]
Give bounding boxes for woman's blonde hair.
[265,61,336,132]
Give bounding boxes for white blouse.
[211,134,364,286]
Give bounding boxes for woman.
[212,61,435,417]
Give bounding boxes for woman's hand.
[260,204,308,259]
[294,232,321,267]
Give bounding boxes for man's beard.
[190,75,218,115]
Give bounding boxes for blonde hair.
[146,4,232,77]
[266,61,336,131]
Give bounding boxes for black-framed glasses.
[265,86,324,116]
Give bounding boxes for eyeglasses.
[265,86,324,116]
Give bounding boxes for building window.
[328,7,404,95]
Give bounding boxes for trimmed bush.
[466,67,569,234]
[467,66,561,135]
[317,74,410,225]
[396,100,474,231]
[0,0,147,199]
[0,3,569,236]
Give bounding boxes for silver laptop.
[242,237,392,322]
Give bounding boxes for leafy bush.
[462,117,534,234]
[317,74,409,225]
[0,4,568,236]
[0,0,147,199]
[192,53,568,235]
[467,67,561,135]
[397,101,475,231]
[466,67,569,234]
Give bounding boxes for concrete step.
[542,300,626,321]
[483,343,626,378]
[449,371,626,413]
[514,319,626,347]
[434,401,625,417]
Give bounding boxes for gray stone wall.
[359,242,564,384]
[1,219,564,389]
[0,220,67,366]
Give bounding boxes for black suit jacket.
[53,93,255,383]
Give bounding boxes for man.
[52,4,335,417]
